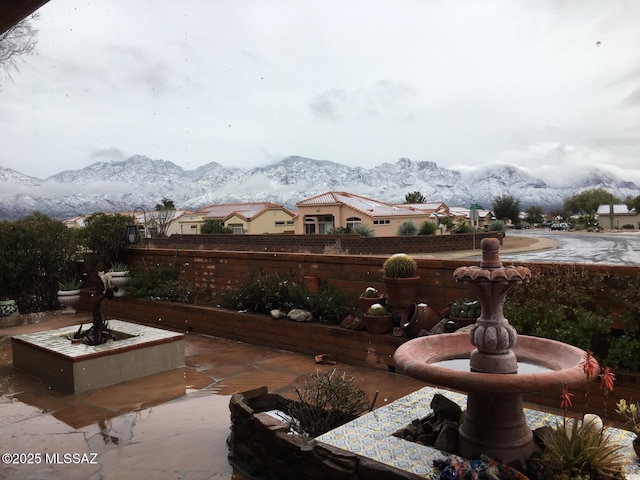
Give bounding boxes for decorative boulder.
[287,309,313,322]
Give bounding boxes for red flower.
[560,384,574,410]
[599,366,615,394]
[580,349,598,379]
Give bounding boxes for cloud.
[90,147,127,162]
[310,81,416,121]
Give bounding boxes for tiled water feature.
[11,320,184,393]
[317,386,640,478]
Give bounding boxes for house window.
[304,217,316,235]
[373,219,390,225]
[286,220,294,226]
[346,217,361,230]
[275,221,285,227]
[228,223,244,234]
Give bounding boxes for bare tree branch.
[0,13,39,83]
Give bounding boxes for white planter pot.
[109,272,130,297]
[0,299,18,317]
[57,289,81,314]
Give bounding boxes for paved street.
[500,230,640,265]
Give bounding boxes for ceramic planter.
[57,289,81,314]
[401,303,441,337]
[109,272,130,297]
[363,313,393,334]
[358,295,385,313]
[0,299,18,317]
[383,276,420,314]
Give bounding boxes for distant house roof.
[198,202,293,222]
[596,204,636,215]
[297,191,428,218]
[449,206,495,219]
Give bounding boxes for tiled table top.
[317,386,640,478]
[12,320,184,360]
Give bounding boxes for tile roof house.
[178,202,296,234]
[295,191,433,235]
[596,204,639,229]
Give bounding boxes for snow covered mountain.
[0,155,638,220]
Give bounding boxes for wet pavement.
[0,311,426,480]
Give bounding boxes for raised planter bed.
[12,320,185,393]
[80,293,640,421]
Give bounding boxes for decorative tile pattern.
[318,386,640,478]
[12,320,184,361]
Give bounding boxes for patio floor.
[2,310,639,479]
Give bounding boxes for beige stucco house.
[596,204,639,229]
[178,202,296,235]
[295,191,435,235]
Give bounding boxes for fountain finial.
[479,237,502,269]
[453,236,531,374]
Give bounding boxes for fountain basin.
[394,332,588,394]
[11,320,185,393]
[393,332,593,465]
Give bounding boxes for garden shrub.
[418,220,438,235]
[127,260,206,303]
[287,369,370,437]
[221,271,348,324]
[397,220,418,236]
[221,270,309,313]
[606,275,640,370]
[621,224,635,230]
[504,264,611,354]
[0,212,79,312]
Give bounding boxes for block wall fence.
[120,232,507,311]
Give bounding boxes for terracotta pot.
[363,314,393,334]
[358,295,385,313]
[383,276,420,314]
[401,303,441,337]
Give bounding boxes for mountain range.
[1,155,639,220]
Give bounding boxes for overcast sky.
[1,0,639,184]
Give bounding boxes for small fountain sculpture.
[393,237,596,465]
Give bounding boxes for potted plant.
[358,286,384,313]
[57,276,83,314]
[107,262,130,297]
[615,399,640,457]
[363,303,393,334]
[382,253,420,314]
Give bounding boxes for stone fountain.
[393,237,595,465]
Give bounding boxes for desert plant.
[366,303,388,316]
[383,253,417,278]
[287,369,370,437]
[538,419,626,480]
[397,220,418,236]
[360,287,379,298]
[451,217,472,233]
[58,276,82,291]
[487,220,506,232]
[352,224,374,237]
[418,220,438,235]
[110,262,129,272]
[615,399,640,435]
